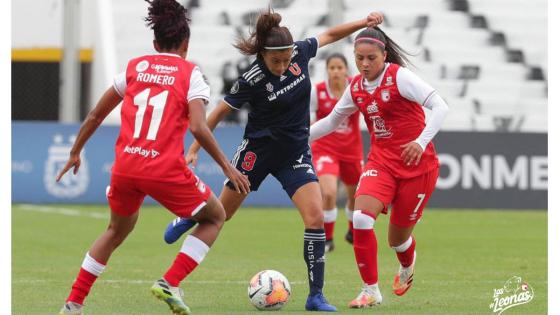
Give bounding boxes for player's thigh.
[339,159,363,187]
[192,192,225,224]
[106,175,146,217]
[227,138,271,192]
[354,195,385,219]
[144,175,212,219]
[344,183,358,210]
[219,185,248,221]
[390,168,439,228]
[291,181,324,229]
[355,161,397,215]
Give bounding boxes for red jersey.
[311,80,363,161]
[350,63,438,178]
[112,54,196,181]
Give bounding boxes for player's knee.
[321,190,337,208]
[353,210,376,229]
[303,208,324,229]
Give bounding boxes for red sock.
[67,253,106,305]
[396,237,416,268]
[163,253,199,287]
[67,268,99,305]
[324,221,335,241]
[353,211,378,285]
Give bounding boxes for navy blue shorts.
[225,137,318,198]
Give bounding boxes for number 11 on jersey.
[133,88,169,140]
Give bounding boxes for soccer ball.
[248,270,291,311]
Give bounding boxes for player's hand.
[55,153,81,182]
[223,165,250,194]
[366,12,384,28]
[185,150,198,168]
[400,142,423,166]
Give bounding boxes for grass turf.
[12,204,547,314]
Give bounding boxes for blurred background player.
[310,53,363,252]
[163,8,384,312]
[57,1,249,314]
[310,27,449,308]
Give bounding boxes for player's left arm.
[317,12,383,48]
[56,87,122,181]
[397,68,450,165]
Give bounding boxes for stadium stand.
[110,0,547,132]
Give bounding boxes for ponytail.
[234,8,293,57]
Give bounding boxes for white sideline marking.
[17,204,109,220]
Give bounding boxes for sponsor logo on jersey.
[319,91,327,100]
[136,60,149,72]
[370,116,393,138]
[381,89,390,102]
[367,101,379,114]
[123,145,160,158]
[44,134,89,198]
[357,97,363,103]
[151,64,178,74]
[385,75,394,86]
[267,74,307,102]
[266,82,274,92]
[249,73,266,86]
[280,75,287,82]
[230,81,239,94]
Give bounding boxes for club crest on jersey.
[266,82,274,92]
[136,60,149,72]
[230,81,239,94]
[381,89,390,102]
[370,116,393,138]
[367,101,379,114]
[288,63,301,76]
[385,75,394,86]
[352,82,360,92]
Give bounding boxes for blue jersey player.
[164,9,384,312]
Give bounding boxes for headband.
[264,44,294,50]
[354,37,386,48]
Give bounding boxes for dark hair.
[234,8,294,57]
[354,27,412,67]
[326,53,348,68]
[145,0,190,51]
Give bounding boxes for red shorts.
[106,173,212,218]
[312,152,363,185]
[356,160,439,227]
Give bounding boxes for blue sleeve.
[296,37,319,60]
[223,77,252,110]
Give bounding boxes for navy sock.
[304,228,326,296]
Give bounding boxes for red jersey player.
[310,27,449,308]
[310,53,363,252]
[56,1,249,314]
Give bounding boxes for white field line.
[17,204,109,220]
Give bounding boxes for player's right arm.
[185,100,232,166]
[309,86,358,142]
[56,87,122,181]
[188,99,249,194]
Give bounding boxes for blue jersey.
[224,37,318,141]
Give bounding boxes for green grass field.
[12,204,547,315]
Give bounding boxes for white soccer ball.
[248,270,291,311]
